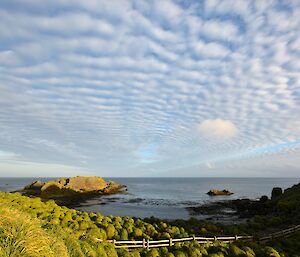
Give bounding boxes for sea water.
[0,177,297,220]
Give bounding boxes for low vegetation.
[2,182,300,256]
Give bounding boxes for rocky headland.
[18,176,126,203]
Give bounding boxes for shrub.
[159,247,169,256]
[241,246,255,256]
[186,246,202,257]
[131,250,141,257]
[106,224,116,239]
[117,249,131,257]
[120,228,129,240]
[97,244,108,257]
[80,241,97,257]
[264,246,281,257]
[146,248,160,257]
[133,228,143,238]
[208,253,225,257]
[79,220,90,230]
[269,217,282,227]
[229,245,246,256]
[86,228,105,242]
[104,244,118,257]
[161,232,171,239]
[166,253,175,257]
[174,250,187,257]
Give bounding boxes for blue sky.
[0,0,300,177]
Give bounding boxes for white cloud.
[203,20,239,40]
[0,0,299,176]
[204,0,252,18]
[0,50,21,66]
[197,119,238,139]
[152,0,183,27]
[0,160,89,177]
[193,41,230,58]
[0,150,17,159]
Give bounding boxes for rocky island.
[207,189,234,196]
[19,176,126,202]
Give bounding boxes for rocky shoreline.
[187,186,286,222]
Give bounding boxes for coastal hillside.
[2,184,300,257]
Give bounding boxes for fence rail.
[258,224,300,242]
[96,235,253,249]
[96,224,300,249]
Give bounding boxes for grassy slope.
[0,206,68,257]
[2,186,300,256]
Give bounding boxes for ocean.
[0,177,298,220]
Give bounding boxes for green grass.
[0,205,68,257]
[0,190,299,256]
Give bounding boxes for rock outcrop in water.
[207,189,234,196]
[20,176,126,199]
[271,187,283,200]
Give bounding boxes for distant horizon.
[1,176,300,179]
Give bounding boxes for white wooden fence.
[96,223,300,249]
[258,224,300,243]
[97,235,253,249]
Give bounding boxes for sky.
[0,0,300,177]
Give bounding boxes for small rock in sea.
[207,189,234,196]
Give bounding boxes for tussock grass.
[0,205,69,257]
[45,225,87,257]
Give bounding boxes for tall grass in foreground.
[0,205,69,257]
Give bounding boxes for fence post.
[235,235,238,241]
[193,235,195,241]
[142,238,146,248]
[147,239,149,250]
[169,238,173,247]
[113,239,116,245]
[214,236,217,241]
